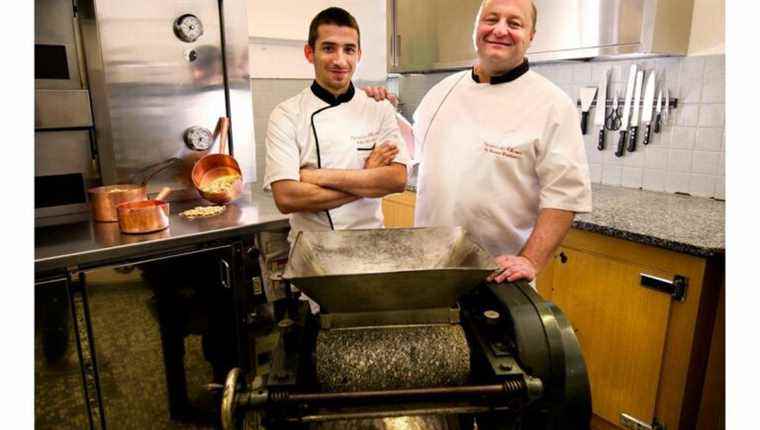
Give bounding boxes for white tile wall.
[530,54,725,199]
[621,167,643,188]
[699,104,725,127]
[666,172,691,194]
[602,165,623,186]
[696,127,724,151]
[670,127,696,150]
[643,169,666,192]
[668,149,694,173]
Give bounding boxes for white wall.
[687,0,725,55]
[247,0,387,81]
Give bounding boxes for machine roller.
[221,228,591,429]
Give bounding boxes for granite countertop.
[404,182,724,258]
[574,184,724,257]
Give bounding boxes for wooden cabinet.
[537,229,724,430]
[381,191,416,228]
[380,191,724,429]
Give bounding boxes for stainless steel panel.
[221,0,256,185]
[36,203,92,219]
[529,0,644,55]
[35,130,96,177]
[35,89,94,129]
[35,0,84,90]
[78,0,254,195]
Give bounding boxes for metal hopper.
[283,227,497,313]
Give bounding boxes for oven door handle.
[219,258,231,289]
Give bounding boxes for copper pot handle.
[130,157,181,186]
[217,117,230,155]
[208,117,231,155]
[155,187,172,201]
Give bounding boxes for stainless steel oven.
[77,0,254,200]
[35,0,254,219]
[35,0,98,218]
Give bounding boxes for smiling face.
[474,0,535,76]
[304,24,361,96]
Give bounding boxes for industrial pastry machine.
[221,227,591,429]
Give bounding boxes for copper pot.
[88,158,179,222]
[116,187,172,234]
[89,184,147,222]
[191,117,243,205]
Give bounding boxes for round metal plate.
[184,126,214,151]
[488,281,591,429]
[173,14,204,43]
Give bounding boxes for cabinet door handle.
[219,258,231,289]
[639,273,688,301]
[559,252,568,264]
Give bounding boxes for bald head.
[472,0,536,79]
[477,0,537,33]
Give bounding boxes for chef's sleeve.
[534,101,593,213]
[378,101,414,170]
[262,106,300,191]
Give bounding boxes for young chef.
[263,7,412,243]
[367,0,592,284]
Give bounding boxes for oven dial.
[184,126,214,151]
[173,14,204,43]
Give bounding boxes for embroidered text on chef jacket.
[264,82,413,242]
[413,64,592,257]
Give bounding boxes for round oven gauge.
[184,126,214,151]
[173,14,204,43]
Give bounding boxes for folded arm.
[270,179,360,214]
[300,163,407,198]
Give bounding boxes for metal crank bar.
[262,379,544,407]
[222,368,543,429]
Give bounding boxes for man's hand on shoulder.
[362,86,399,107]
[487,255,538,283]
[364,142,399,169]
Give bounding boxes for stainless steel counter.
[35,187,289,274]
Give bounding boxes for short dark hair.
[308,7,361,49]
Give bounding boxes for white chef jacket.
[413,63,592,257]
[264,82,412,242]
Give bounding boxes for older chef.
[263,7,412,242]
[368,0,591,283]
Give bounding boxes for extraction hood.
[387,0,695,73]
[527,0,695,63]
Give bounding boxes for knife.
[654,88,663,133]
[640,71,656,146]
[627,70,644,152]
[664,88,670,124]
[594,70,609,150]
[616,64,638,157]
[579,87,598,135]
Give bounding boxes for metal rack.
[576,98,679,110]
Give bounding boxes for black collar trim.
[310,81,355,106]
[471,59,530,84]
